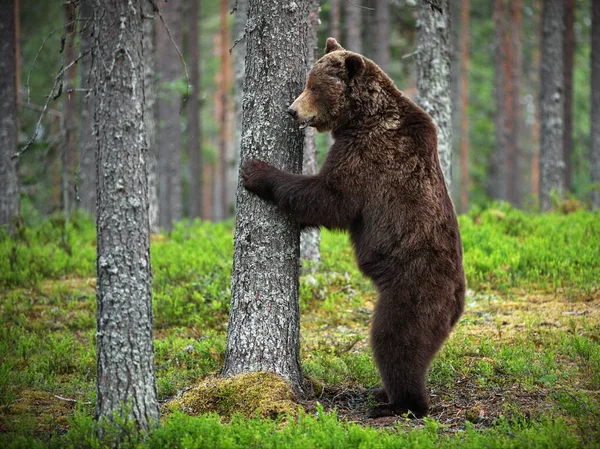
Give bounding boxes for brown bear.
[241,37,465,418]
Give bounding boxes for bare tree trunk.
[79,0,96,216]
[143,0,159,233]
[93,0,159,431]
[217,0,232,219]
[223,0,309,397]
[508,0,523,207]
[203,164,213,219]
[0,0,20,230]
[563,0,575,193]
[344,0,362,54]
[490,0,507,202]
[156,0,183,229]
[330,0,340,40]
[592,0,600,209]
[232,0,248,217]
[62,2,78,218]
[362,0,376,60]
[539,0,565,210]
[416,0,453,191]
[301,0,321,271]
[375,0,389,73]
[188,0,202,219]
[459,0,469,213]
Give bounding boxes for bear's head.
[287,37,366,133]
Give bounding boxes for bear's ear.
[345,54,365,80]
[325,37,344,54]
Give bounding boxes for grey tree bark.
[232,0,247,213]
[362,0,376,60]
[539,0,565,210]
[563,0,575,193]
[592,0,600,209]
[79,0,96,216]
[0,0,20,230]
[375,0,390,73]
[300,0,321,272]
[143,0,159,233]
[223,0,309,397]
[330,0,340,40]
[62,2,78,218]
[416,0,453,191]
[344,0,362,54]
[156,0,183,229]
[93,0,159,430]
[188,0,202,219]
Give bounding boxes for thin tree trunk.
[416,0,453,191]
[93,0,159,431]
[224,0,309,397]
[143,0,159,233]
[563,0,575,193]
[508,0,523,207]
[203,164,213,219]
[490,0,507,202]
[62,2,78,218]
[232,0,248,218]
[330,0,340,40]
[188,0,202,219]
[459,0,469,213]
[156,0,183,229]
[344,0,362,54]
[362,0,376,60]
[375,0,389,72]
[217,0,231,219]
[539,0,565,210]
[0,0,20,230]
[79,0,96,216]
[301,0,321,271]
[592,0,600,209]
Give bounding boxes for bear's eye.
[310,87,317,93]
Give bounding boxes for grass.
[0,204,599,447]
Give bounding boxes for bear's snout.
[287,107,297,119]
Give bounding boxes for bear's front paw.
[241,159,274,200]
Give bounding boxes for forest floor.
[1,206,599,448]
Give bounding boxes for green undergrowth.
[1,205,599,447]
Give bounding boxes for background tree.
[156,0,183,229]
[592,0,600,209]
[563,0,575,193]
[0,0,20,230]
[330,0,340,40]
[188,0,202,219]
[62,1,77,217]
[508,0,523,207]
[93,0,159,430]
[79,0,96,216]
[459,0,469,213]
[223,0,309,396]
[539,0,565,210]
[416,0,453,190]
[344,0,362,54]
[375,0,389,73]
[300,0,321,271]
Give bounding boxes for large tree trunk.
[188,0,202,219]
[592,0,600,209]
[232,0,248,218]
[539,0,565,210]
[416,0,453,191]
[156,0,183,229]
[143,0,159,233]
[0,0,20,230]
[344,0,362,54]
[459,0,469,213]
[93,0,159,431]
[79,0,96,216]
[375,0,389,73]
[62,2,78,218]
[223,0,309,396]
[563,0,574,193]
[300,0,321,271]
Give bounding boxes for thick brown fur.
[242,38,465,418]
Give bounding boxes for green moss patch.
[165,372,300,420]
